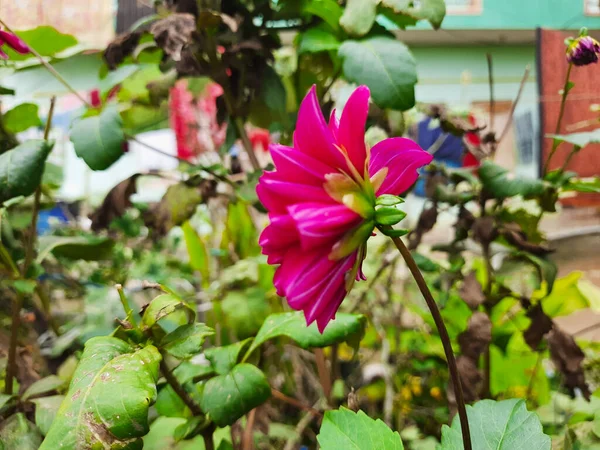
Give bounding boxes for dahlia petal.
[338,85,369,174]
[270,144,333,185]
[257,174,334,214]
[329,109,339,138]
[369,137,433,195]
[0,47,8,59]
[0,31,29,54]
[259,214,298,265]
[288,202,362,251]
[294,86,346,169]
[315,290,346,333]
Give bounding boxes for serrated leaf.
[142,294,196,335]
[39,337,161,449]
[0,413,43,450]
[317,407,404,449]
[0,140,53,204]
[339,38,417,111]
[298,27,341,54]
[440,399,551,449]
[31,395,64,436]
[36,235,115,263]
[3,103,42,133]
[246,312,366,358]
[206,339,253,375]
[71,106,125,171]
[5,26,77,61]
[200,363,271,427]
[339,0,378,36]
[22,375,65,401]
[478,161,546,198]
[160,323,214,360]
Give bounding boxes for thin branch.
[271,388,323,418]
[544,63,573,174]
[486,53,495,132]
[242,409,256,450]
[498,66,531,143]
[313,348,332,405]
[283,409,319,450]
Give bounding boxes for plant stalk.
[385,232,472,450]
[544,63,573,174]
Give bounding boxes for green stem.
[559,145,579,173]
[115,284,134,323]
[384,230,472,450]
[544,63,573,174]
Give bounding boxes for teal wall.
[416,0,600,30]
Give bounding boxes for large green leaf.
[200,363,271,427]
[338,37,417,111]
[3,103,42,133]
[141,294,196,336]
[381,0,446,29]
[6,26,78,61]
[317,407,404,449]
[40,337,161,450]
[160,323,214,360]
[303,0,344,32]
[478,161,546,198]
[71,106,125,171]
[205,339,253,375]
[0,140,53,204]
[339,0,379,36]
[0,413,43,450]
[298,27,341,54]
[440,399,551,449]
[548,129,600,150]
[246,312,366,358]
[36,235,115,263]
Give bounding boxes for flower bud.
[566,35,600,66]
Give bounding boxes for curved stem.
[544,63,573,174]
[384,231,472,450]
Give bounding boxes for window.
[445,0,482,15]
[586,0,600,16]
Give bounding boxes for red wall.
[538,29,600,206]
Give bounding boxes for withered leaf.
[448,355,482,406]
[457,312,492,360]
[425,171,448,199]
[523,303,553,351]
[103,31,142,70]
[472,216,498,245]
[547,327,591,400]
[151,13,196,62]
[423,104,485,137]
[408,206,438,249]
[90,174,140,231]
[501,223,553,256]
[459,271,486,310]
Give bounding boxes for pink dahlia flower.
[257,85,432,332]
[0,30,30,59]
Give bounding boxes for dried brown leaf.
[459,271,486,310]
[472,216,498,245]
[457,312,492,360]
[90,175,140,231]
[523,304,554,351]
[547,327,591,400]
[103,31,142,70]
[501,223,553,256]
[151,13,196,61]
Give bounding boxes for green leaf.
[478,161,546,198]
[413,253,440,272]
[0,394,16,414]
[141,294,196,335]
[564,177,600,193]
[381,0,446,29]
[339,38,417,111]
[5,26,78,61]
[22,375,65,401]
[200,363,271,427]
[31,395,64,436]
[375,207,407,226]
[548,129,600,150]
[298,27,341,54]
[317,407,404,449]
[515,251,558,294]
[303,0,344,32]
[40,337,161,449]
[0,140,53,204]
[206,339,253,375]
[339,0,379,36]
[71,106,125,171]
[221,288,272,339]
[182,221,210,288]
[160,323,214,360]
[376,194,404,206]
[3,103,42,133]
[261,65,287,120]
[143,417,206,450]
[440,399,551,450]
[246,312,366,358]
[36,235,115,263]
[0,413,43,450]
